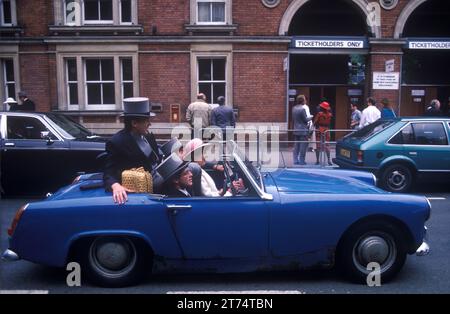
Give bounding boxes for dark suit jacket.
[103,129,162,189]
[164,186,193,198]
[211,105,236,130]
[10,99,36,112]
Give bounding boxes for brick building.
[0,0,449,133]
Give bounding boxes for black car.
[0,112,106,197]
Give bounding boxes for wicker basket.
[121,167,153,194]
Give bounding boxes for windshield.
[344,120,395,141]
[229,141,263,189]
[45,113,95,139]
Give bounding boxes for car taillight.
[8,204,28,237]
[357,151,364,164]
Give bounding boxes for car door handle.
[409,152,418,156]
[166,205,192,215]
[4,143,15,147]
[166,205,192,209]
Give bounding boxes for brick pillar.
[368,41,404,114]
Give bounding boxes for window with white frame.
[120,0,131,24]
[84,0,113,23]
[198,58,226,104]
[121,58,133,99]
[61,56,136,110]
[62,0,134,25]
[85,58,115,106]
[2,59,16,101]
[197,0,226,24]
[0,0,13,25]
[66,59,78,105]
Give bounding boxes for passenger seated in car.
[155,153,193,197]
[183,138,246,197]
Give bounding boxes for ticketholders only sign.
[291,37,368,49]
[408,40,450,50]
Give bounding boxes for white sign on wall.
[411,90,425,97]
[373,72,400,90]
[385,59,395,73]
[294,40,365,49]
[408,41,450,50]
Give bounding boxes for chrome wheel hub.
[90,238,137,277]
[352,232,397,274]
[388,170,406,189]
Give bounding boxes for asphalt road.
[1,184,449,294]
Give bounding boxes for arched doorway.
[286,0,371,133]
[400,0,450,117]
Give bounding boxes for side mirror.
[40,131,54,145]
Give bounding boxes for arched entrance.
[285,0,372,133]
[400,0,450,116]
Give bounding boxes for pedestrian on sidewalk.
[314,101,333,166]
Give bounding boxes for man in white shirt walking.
[359,97,381,129]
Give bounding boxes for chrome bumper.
[1,249,20,262]
[416,226,430,256]
[416,241,430,256]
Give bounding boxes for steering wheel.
[223,161,238,196]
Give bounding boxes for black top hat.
[121,97,156,118]
[155,153,189,185]
[160,138,182,158]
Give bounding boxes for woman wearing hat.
[104,97,163,204]
[314,102,333,166]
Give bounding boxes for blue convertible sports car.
[2,142,430,287]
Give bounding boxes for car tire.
[79,236,149,287]
[380,164,414,193]
[336,221,407,284]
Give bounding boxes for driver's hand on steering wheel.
[232,178,245,192]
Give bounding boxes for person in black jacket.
[155,153,193,198]
[104,97,163,204]
[15,91,36,112]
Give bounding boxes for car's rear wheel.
[380,164,414,193]
[80,236,149,287]
[337,221,407,284]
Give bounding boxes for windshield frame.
[229,141,273,201]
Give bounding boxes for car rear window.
[344,120,395,141]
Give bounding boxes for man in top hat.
[104,97,163,204]
[3,97,18,111]
[156,153,193,198]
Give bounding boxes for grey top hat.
[155,153,189,185]
[160,138,182,158]
[121,97,156,118]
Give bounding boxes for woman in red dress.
[314,102,333,166]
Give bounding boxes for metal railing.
[88,125,357,169]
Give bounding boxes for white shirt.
[302,104,313,130]
[302,104,313,119]
[359,105,381,129]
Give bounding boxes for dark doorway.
[401,0,450,117]
[403,0,450,38]
[288,0,370,36]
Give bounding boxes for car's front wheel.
[337,221,407,284]
[79,236,149,287]
[380,164,414,193]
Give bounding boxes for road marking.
[167,290,305,294]
[0,290,49,294]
